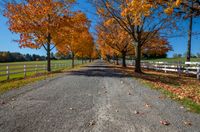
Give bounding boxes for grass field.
[0,59,82,81]
[143,57,200,63]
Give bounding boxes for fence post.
[24,64,26,78]
[6,65,10,80]
[35,64,38,73]
[164,65,167,73]
[197,65,200,80]
[177,62,181,77]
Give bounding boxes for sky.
[0,0,199,58]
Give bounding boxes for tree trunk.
[47,33,51,72]
[116,56,119,65]
[82,53,83,64]
[122,52,126,67]
[135,43,142,73]
[72,53,75,68]
[187,2,193,62]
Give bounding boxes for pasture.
[0,60,82,81]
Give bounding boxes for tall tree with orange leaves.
[56,13,95,67]
[4,0,75,72]
[97,20,134,67]
[91,0,178,73]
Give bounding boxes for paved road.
[1,60,200,132]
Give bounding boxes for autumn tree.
[92,0,176,73]
[124,0,200,62]
[97,20,134,67]
[98,38,118,62]
[56,13,95,67]
[4,0,75,72]
[142,35,172,59]
[169,0,200,61]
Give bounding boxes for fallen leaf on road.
[160,120,170,126]
[158,96,165,99]
[88,120,96,126]
[69,108,73,110]
[183,121,192,126]
[145,104,151,108]
[134,110,139,114]
[180,106,184,109]
[0,101,5,105]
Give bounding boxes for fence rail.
[0,62,75,81]
[114,60,200,80]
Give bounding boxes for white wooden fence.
[113,60,200,80]
[0,63,71,80]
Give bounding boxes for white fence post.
[197,65,200,80]
[164,65,167,73]
[24,64,26,78]
[35,64,38,73]
[178,62,181,76]
[6,65,10,80]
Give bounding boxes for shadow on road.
[68,63,131,78]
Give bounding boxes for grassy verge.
[113,65,200,113]
[0,61,90,95]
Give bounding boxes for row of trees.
[173,53,200,58]
[92,0,200,73]
[3,0,98,71]
[0,52,46,62]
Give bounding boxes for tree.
[93,0,176,73]
[173,1,200,62]
[97,20,134,67]
[56,12,94,67]
[142,35,172,59]
[4,0,75,72]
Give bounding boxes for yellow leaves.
[175,0,182,7]
[97,8,105,15]
[5,0,82,51]
[119,0,182,25]
[164,7,174,15]
[104,18,114,26]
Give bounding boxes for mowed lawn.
[0,60,82,81]
[143,58,200,63]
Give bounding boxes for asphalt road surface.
[1,60,200,132]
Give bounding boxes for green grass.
[160,88,200,113]
[0,60,83,81]
[143,57,200,63]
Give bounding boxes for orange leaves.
[4,0,76,49]
[97,18,134,59]
[119,0,182,25]
[143,71,200,104]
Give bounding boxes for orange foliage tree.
[92,0,177,73]
[56,13,96,67]
[4,0,76,72]
[97,21,134,67]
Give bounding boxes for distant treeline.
[0,52,48,62]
